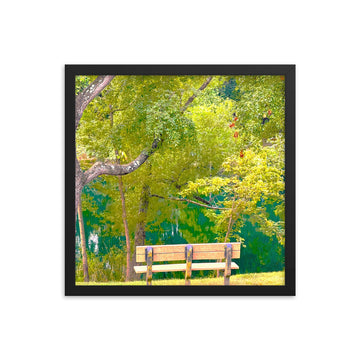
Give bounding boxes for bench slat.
[136,250,240,262]
[136,243,241,262]
[134,262,239,274]
[137,243,241,254]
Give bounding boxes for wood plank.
[136,243,241,262]
[192,262,239,271]
[136,250,241,262]
[137,243,241,255]
[137,244,187,255]
[134,262,239,274]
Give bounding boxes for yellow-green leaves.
[180,147,285,243]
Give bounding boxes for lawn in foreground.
[76,270,284,286]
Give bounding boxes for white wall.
[1,1,359,359]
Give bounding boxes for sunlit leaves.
[180,147,285,244]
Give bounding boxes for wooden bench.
[134,243,241,285]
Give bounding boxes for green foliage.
[76,75,215,162]
[75,75,94,95]
[233,75,285,141]
[76,246,126,282]
[181,147,285,244]
[218,78,241,100]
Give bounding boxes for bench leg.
[145,247,153,285]
[185,245,193,285]
[224,244,232,285]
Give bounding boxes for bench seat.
[135,242,241,285]
[134,261,239,274]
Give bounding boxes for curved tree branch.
[83,137,162,185]
[75,75,115,130]
[193,195,212,205]
[181,76,213,112]
[150,194,230,211]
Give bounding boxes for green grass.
[76,270,284,286]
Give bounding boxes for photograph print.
[65,65,295,296]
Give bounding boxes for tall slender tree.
[77,200,89,282]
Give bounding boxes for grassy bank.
[76,270,284,286]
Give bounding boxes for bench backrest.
[136,243,241,263]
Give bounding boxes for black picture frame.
[65,64,295,296]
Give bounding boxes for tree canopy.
[75,74,285,282]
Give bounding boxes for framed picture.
[65,65,295,296]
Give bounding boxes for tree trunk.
[132,184,150,280]
[224,199,236,243]
[75,157,85,220]
[217,197,236,277]
[110,107,132,282]
[77,200,89,282]
[117,175,132,282]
